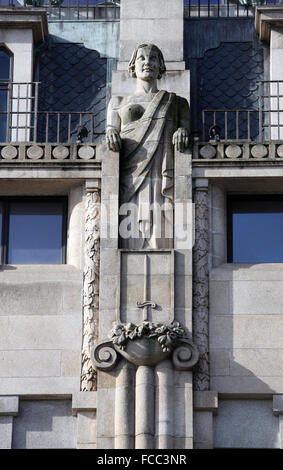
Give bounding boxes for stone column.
[193,391,218,449]
[0,396,19,449]
[115,361,135,449]
[72,392,97,449]
[256,7,283,139]
[81,180,101,392]
[155,360,174,449]
[273,395,283,449]
[0,9,48,141]
[95,145,120,449]
[193,178,209,391]
[135,366,155,449]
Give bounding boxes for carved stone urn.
[114,336,171,367]
[91,320,199,371]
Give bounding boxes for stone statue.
[106,43,190,249]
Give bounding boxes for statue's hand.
[172,127,189,153]
[106,127,122,152]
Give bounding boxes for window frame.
[0,45,13,79]
[227,194,283,263]
[0,196,68,265]
[0,45,13,143]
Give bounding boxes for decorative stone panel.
[193,142,283,161]
[0,143,98,163]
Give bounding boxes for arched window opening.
[0,46,12,142]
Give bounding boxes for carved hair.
[128,43,166,79]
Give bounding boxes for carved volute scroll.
[81,187,101,391]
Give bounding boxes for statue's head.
[128,43,166,80]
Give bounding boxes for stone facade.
[1,0,283,450]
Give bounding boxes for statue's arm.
[172,97,191,153]
[106,96,122,152]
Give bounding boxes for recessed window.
[0,46,12,142]
[228,196,283,263]
[1,198,67,265]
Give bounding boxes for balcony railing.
[0,110,97,143]
[0,81,99,143]
[184,0,283,18]
[2,0,283,20]
[0,0,120,20]
[201,80,283,142]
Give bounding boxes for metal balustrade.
[184,0,283,18]
[0,0,120,20]
[0,80,97,143]
[0,109,97,143]
[201,81,283,142]
[1,0,283,20]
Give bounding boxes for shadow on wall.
[34,35,108,142]
[209,262,283,447]
[209,263,283,394]
[12,400,76,449]
[213,397,280,448]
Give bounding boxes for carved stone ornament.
[106,43,190,250]
[80,190,100,391]
[193,184,210,391]
[91,321,199,370]
[91,340,118,372]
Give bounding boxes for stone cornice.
[0,7,48,44]
[255,6,283,43]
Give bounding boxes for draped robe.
[119,90,178,249]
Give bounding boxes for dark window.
[0,198,67,265]
[228,196,283,263]
[0,46,12,142]
[0,201,2,250]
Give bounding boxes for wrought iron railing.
[0,109,97,143]
[201,80,283,142]
[2,0,283,20]
[0,0,120,20]
[202,109,260,141]
[0,80,98,143]
[184,0,283,18]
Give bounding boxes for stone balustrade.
[0,143,99,163]
[193,141,283,161]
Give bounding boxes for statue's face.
[134,46,160,81]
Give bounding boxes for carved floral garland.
[81,189,100,391]
[110,321,186,353]
[193,186,210,391]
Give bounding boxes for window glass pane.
[8,201,64,264]
[0,201,2,251]
[0,48,11,142]
[230,198,283,263]
[0,49,10,81]
[0,88,8,142]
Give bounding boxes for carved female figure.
[106,43,190,249]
